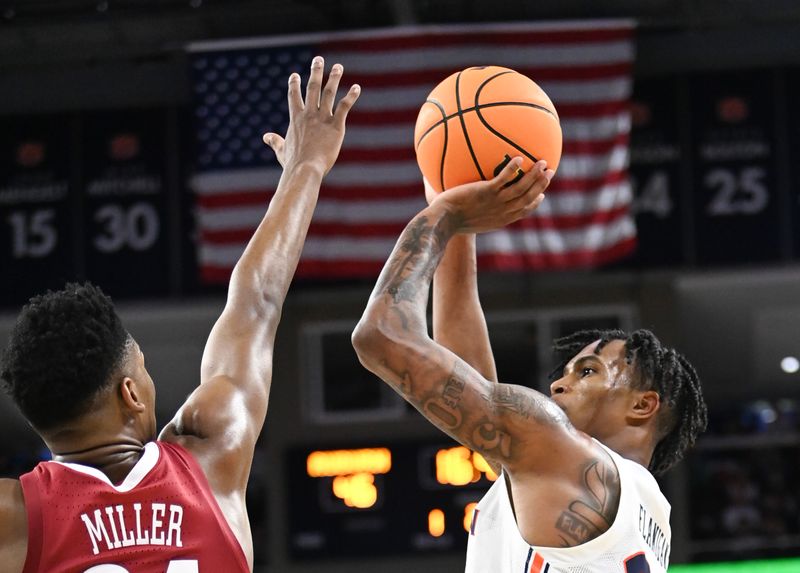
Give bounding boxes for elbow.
[352,306,429,373]
[352,311,413,371]
[351,316,386,370]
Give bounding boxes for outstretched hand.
[263,55,360,175]
[431,157,554,234]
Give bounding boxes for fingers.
[262,131,284,147]
[334,83,361,124]
[513,160,552,191]
[501,160,553,218]
[287,73,303,118]
[492,156,524,187]
[305,55,325,109]
[522,191,547,217]
[262,132,285,161]
[320,63,343,114]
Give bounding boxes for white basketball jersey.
[465,441,671,573]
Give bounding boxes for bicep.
[369,335,576,471]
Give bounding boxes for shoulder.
[0,478,25,520]
[0,478,27,572]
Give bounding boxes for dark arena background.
[2,1,800,572]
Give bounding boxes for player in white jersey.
[352,159,707,573]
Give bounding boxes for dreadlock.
[551,328,707,476]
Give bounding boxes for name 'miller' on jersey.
[19,440,250,572]
[81,502,185,556]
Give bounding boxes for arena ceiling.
[1,0,800,69]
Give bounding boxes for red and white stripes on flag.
[188,21,636,282]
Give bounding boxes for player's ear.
[120,377,146,413]
[629,390,660,424]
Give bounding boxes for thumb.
[262,132,284,149]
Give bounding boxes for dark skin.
[353,161,662,548]
[0,56,360,572]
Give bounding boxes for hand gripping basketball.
[432,156,554,234]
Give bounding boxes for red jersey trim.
[160,441,251,572]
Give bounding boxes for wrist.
[282,159,327,181]
[424,199,463,239]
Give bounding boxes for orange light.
[472,452,499,481]
[306,448,391,477]
[435,447,498,485]
[463,502,478,532]
[435,446,476,485]
[428,508,445,537]
[332,472,378,508]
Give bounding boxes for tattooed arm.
[432,233,503,478]
[353,158,566,471]
[429,219,503,473]
[354,160,624,546]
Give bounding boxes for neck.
[44,413,151,485]
[599,428,656,471]
[50,439,148,485]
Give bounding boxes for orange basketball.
[414,66,562,194]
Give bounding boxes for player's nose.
[550,378,567,396]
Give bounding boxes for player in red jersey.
[0,56,359,573]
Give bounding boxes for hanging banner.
[690,69,782,265]
[0,115,75,304]
[81,109,170,297]
[628,76,687,267]
[786,68,800,260]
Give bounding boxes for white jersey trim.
[52,441,160,493]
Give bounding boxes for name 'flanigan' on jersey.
[639,503,670,568]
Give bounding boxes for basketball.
[414,66,562,194]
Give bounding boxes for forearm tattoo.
[375,214,456,305]
[365,210,562,465]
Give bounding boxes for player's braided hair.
[551,329,707,476]
[1,282,131,430]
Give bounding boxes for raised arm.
[426,175,497,383]
[427,177,501,473]
[352,160,576,473]
[160,57,359,496]
[432,234,504,473]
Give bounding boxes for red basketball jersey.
[19,441,250,573]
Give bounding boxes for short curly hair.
[1,282,131,430]
[551,328,707,476]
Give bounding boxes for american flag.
[188,21,636,283]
